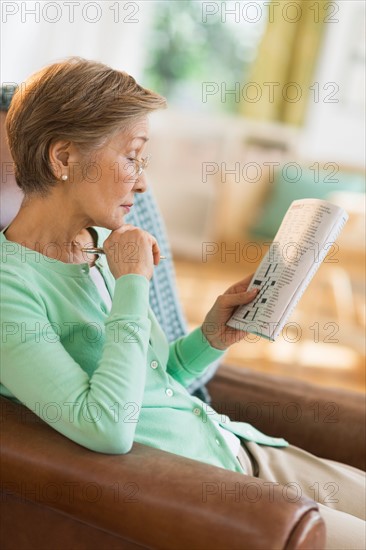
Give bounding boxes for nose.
[134,172,148,194]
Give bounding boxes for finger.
[115,224,137,233]
[106,225,136,241]
[152,240,161,266]
[224,273,255,295]
[220,288,258,307]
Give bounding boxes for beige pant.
[236,442,366,550]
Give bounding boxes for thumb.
[220,288,258,308]
[152,240,161,266]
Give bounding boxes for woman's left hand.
[201,273,258,350]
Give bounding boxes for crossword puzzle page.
[227,199,348,340]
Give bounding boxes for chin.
[98,212,127,231]
[88,206,129,231]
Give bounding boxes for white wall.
[299,0,365,166]
[0,1,153,84]
[2,1,363,169]
[1,1,364,260]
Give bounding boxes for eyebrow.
[132,136,149,143]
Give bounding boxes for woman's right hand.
[103,225,161,281]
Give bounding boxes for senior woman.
[0,58,365,549]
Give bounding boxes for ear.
[48,140,74,180]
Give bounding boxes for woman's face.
[72,116,149,230]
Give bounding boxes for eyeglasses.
[125,154,151,176]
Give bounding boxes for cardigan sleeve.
[0,270,151,454]
[166,327,226,388]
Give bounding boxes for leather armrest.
[207,364,366,470]
[0,397,325,549]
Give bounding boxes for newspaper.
[226,199,349,341]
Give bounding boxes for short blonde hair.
[6,57,167,196]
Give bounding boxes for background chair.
[1,93,365,550]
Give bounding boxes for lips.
[121,204,133,213]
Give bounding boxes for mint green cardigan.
[0,226,287,474]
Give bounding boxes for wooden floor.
[173,254,366,394]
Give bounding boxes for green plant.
[143,0,266,113]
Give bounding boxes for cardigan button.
[215,438,221,446]
[165,388,174,397]
[150,360,158,369]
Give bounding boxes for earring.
[61,174,68,181]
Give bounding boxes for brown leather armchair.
[1,370,365,550]
[1,109,365,550]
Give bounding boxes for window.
[143,0,267,113]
